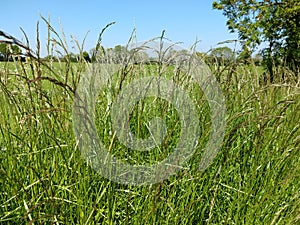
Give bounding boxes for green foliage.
[213,0,300,77]
[0,43,21,61]
[82,51,91,62]
[209,46,235,63]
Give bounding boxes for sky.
[0,1,239,56]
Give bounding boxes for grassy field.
[0,43,300,225]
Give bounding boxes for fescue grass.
[0,21,299,224]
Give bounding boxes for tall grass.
[0,20,299,224]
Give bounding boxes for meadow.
[0,26,299,224]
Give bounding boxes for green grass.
[0,26,300,224]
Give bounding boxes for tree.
[0,43,21,61]
[0,43,8,60]
[210,46,235,63]
[89,45,128,63]
[82,51,91,62]
[213,0,300,78]
[63,52,78,62]
[113,45,128,63]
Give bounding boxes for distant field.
[1,59,299,224]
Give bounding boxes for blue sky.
[0,1,238,56]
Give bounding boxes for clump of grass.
[0,18,299,224]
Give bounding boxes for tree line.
[0,41,263,65]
